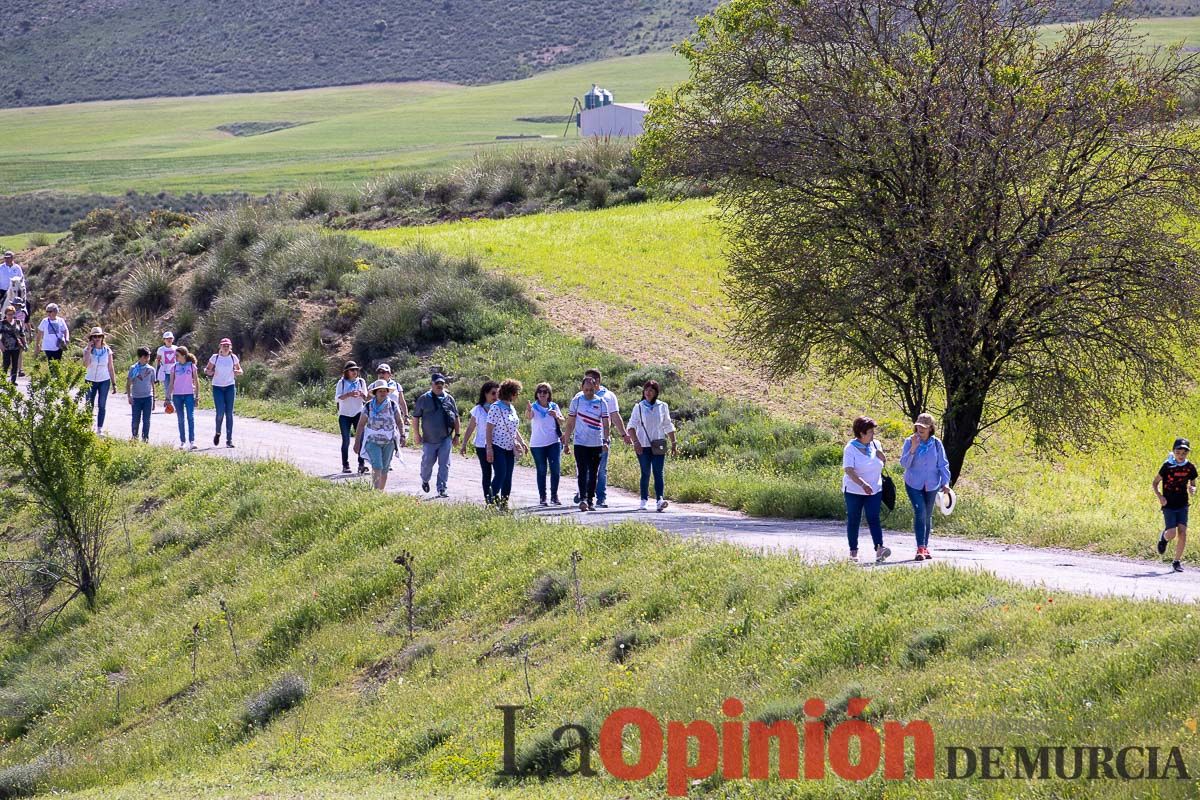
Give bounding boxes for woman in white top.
[485,379,527,511]
[82,326,117,434]
[526,382,566,506]
[154,331,177,411]
[335,361,369,474]
[626,379,678,512]
[460,380,500,503]
[354,380,406,491]
[842,415,890,563]
[204,337,243,448]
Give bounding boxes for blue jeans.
[86,379,110,429]
[906,484,939,548]
[475,446,494,502]
[531,443,562,500]
[637,450,665,501]
[490,446,516,500]
[844,491,883,552]
[420,436,453,492]
[597,447,610,504]
[174,393,196,443]
[130,396,152,440]
[212,384,235,440]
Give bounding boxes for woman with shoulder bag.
[627,379,678,512]
[335,361,368,475]
[843,415,890,563]
[527,382,565,506]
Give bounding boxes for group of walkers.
[335,363,680,512]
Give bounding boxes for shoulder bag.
[637,403,668,456]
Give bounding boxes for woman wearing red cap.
[205,337,242,448]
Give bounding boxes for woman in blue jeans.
[842,415,890,563]
[460,381,500,503]
[626,380,678,512]
[82,326,117,435]
[485,379,526,511]
[526,382,565,505]
[205,338,242,448]
[899,412,952,561]
[166,346,200,450]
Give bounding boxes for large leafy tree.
[641,0,1200,481]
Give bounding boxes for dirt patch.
[355,641,435,692]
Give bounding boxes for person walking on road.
[573,368,630,508]
[83,326,117,435]
[36,303,68,362]
[205,338,242,448]
[0,306,26,383]
[335,361,369,475]
[154,332,178,412]
[354,380,406,491]
[626,379,678,512]
[461,380,500,504]
[1155,437,1197,573]
[899,412,952,561]
[485,379,526,510]
[0,252,24,309]
[843,415,890,563]
[412,373,460,498]
[564,375,610,512]
[527,382,564,506]
[126,346,156,442]
[167,346,200,450]
[374,363,411,420]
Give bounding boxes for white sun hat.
[935,487,958,516]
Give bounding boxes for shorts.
[1163,506,1190,530]
[363,439,396,472]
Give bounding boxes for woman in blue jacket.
[899,412,953,561]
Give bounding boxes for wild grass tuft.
[241,673,308,729]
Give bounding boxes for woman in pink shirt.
[166,345,201,450]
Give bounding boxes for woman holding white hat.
[353,380,407,490]
[899,411,953,561]
[82,326,117,435]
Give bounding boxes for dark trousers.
[490,446,516,500]
[475,446,494,501]
[338,414,365,470]
[575,445,603,505]
[637,450,665,501]
[531,443,561,500]
[86,379,110,429]
[44,349,62,361]
[130,396,152,440]
[845,491,884,552]
[2,350,17,382]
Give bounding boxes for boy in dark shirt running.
[1154,437,1197,573]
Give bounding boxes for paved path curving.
[96,395,1200,604]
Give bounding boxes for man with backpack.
[36,303,69,361]
[411,373,460,498]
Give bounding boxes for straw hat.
[935,487,957,516]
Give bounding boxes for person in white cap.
[205,337,242,448]
[83,326,117,435]
[353,380,406,490]
[0,252,24,304]
[373,363,410,420]
[36,303,69,361]
[899,412,953,561]
[153,332,178,411]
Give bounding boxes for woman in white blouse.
[485,378,527,511]
[460,380,500,503]
[626,379,678,512]
[842,415,890,563]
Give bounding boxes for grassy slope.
[354,202,1196,559]
[6,446,1199,799]
[0,232,66,253]
[0,54,686,196]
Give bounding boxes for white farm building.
[577,84,647,137]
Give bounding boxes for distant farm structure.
[576,84,647,137]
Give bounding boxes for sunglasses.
[537,389,550,394]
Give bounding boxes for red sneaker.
[922,547,933,560]
[914,550,926,561]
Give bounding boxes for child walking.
[1154,437,1196,573]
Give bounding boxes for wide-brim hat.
[89,326,105,337]
[935,487,958,516]
[367,379,391,393]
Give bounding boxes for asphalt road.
[96,395,1200,604]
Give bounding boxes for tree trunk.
[940,387,986,486]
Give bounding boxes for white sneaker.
[178,442,187,450]
[638,500,647,511]
[188,443,198,451]
[656,499,669,512]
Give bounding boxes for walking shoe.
[656,499,669,512]
[550,496,561,506]
[587,503,596,511]
[437,490,449,498]
[922,547,933,560]
[596,501,608,508]
[1173,561,1184,573]
[914,550,926,562]
[848,551,858,563]
[214,432,220,446]
[578,501,588,512]
[226,441,235,448]
[178,441,187,450]
[188,442,197,451]
[638,499,647,511]
[421,481,430,493]
[875,545,891,563]
[1158,532,1169,555]
[540,497,549,507]
[342,465,352,474]
[358,464,369,475]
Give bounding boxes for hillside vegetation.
[0,446,1196,799]
[0,0,712,109]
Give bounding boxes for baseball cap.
[45,303,58,312]
[1174,438,1191,451]
[431,373,447,384]
[162,331,174,339]
[2,251,12,258]
[376,363,392,373]
[219,337,232,347]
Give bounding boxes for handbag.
[881,474,897,511]
[637,403,668,456]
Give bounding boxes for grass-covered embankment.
[2,444,1199,799]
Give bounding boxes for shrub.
[238,361,272,397]
[584,178,611,209]
[364,172,425,207]
[901,627,951,669]
[622,365,683,392]
[610,630,641,663]
[199,280,295,353]
[514,726,588,776]
[291,348,331,385]
[290,383,330,408]
[242,672,308,729]
[270,234,359,293]
[489,171,528,206]
[118,262,173,314]
[0,757,47,799]
[187,260,231,311]
[293,184,337,219]
[755,700,806,726]
[170,303,198,339]
[528,574,568,613]
[23,233,51,248]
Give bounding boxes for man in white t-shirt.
[571,368,630,507]
[0,252,24,300]
[36,303,69,361]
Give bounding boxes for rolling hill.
[0,0,713,109]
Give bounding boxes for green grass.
[1042,14,1200,46]
[6,445,1200,799]
[0,231,66,252]
[0,54,686,196]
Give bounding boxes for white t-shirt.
[471,404,491,448]
[38,317,68,351]
[596,385,620,420]
[155,345,177,380]
[0,263,24,290]
[207,352,240,387]
[335,377,367,417]
[84,346,111,382]
[842,440,884,495]
[528,401,561,448]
